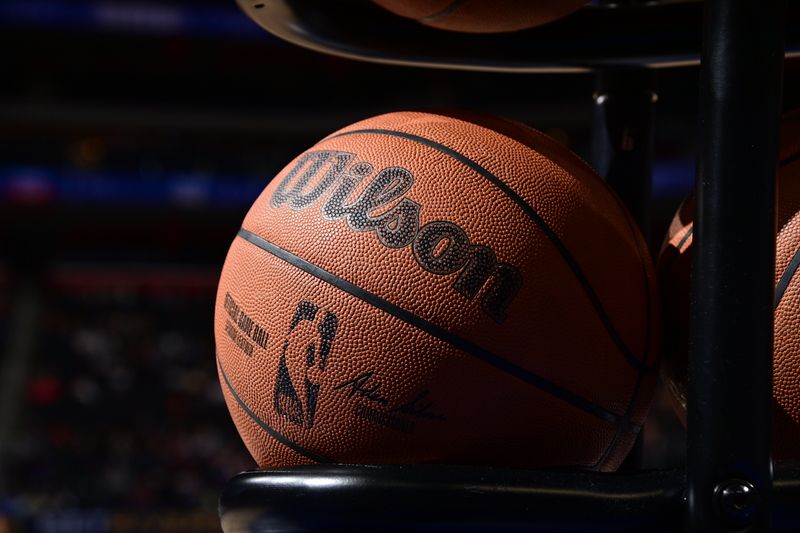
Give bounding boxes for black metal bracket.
[236,0,800,73]
[219,464,800,533]
[592,67,658,238]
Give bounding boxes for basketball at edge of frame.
[658,109,800,458]
[370,0,589,33]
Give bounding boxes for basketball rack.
[220,1,800,531]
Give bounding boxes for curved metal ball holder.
[221,1,800,531]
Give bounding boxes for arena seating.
[2,267,252,529]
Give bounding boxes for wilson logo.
[271,150,522,323]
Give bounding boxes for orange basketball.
[214,111,660,472]
[371,0,589,33]
[659,110,800,457]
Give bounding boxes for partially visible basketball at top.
[659,110,800,457]
[214,110,660,473]
[371,0,589,33]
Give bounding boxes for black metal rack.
[220,464,800,532]
[220,1,800,531]
[236,0,800,72]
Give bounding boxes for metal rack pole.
[591,67,658,472]
[688,1,786,531]
[591,68,657,238]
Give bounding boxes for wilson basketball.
[659,110,800,457]
[214,111,660,472]
[371,0,588,33]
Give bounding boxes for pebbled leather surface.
[215,111,659,472]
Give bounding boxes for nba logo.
[274,301,339,428]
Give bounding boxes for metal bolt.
[713,479,760,528]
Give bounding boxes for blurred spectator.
[2,269,252,521]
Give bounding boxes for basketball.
[370,0,589,33]
[659,110,800,457]
[214,110,659,472]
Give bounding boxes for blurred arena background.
[2,1,798,532]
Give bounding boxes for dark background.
[0,1,798,532]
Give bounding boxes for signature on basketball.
[334,372,446,422]
[334,371,389,405]
[270,150,522,324]
[393,390,446,421]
